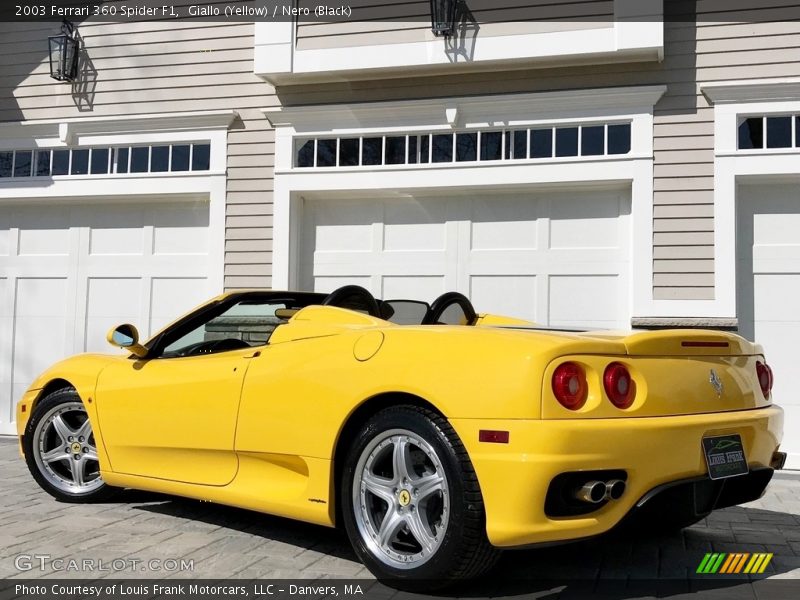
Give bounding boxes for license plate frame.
[702,434,748,480]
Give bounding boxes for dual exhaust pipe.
[575,479,626,504]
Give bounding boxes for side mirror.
[106,324,148,358]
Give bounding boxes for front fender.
[16,353,123,469]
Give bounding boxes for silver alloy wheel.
[32,401,104,494]
[353,428,450,569]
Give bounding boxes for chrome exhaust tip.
[575,481,607,504]
[605,479,626,501]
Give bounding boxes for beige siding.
[0,20,275,290]
[279,3,800,301]
[295,0,613,50]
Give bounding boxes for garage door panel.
[549,195,629,250]
[469,197,539,251]
[88,207,146,256]
[153,205,210,255]
[470,275,537,322]
[314,276,372,294]
[149,277,210,334]
[17,213,71,256]
[85,277,143,353]
[0,215,8,256]
[382,275,445,302]
[383,200,448,252]
[754,274,800,319]
[12,278,69,386]
[549,274,623,328]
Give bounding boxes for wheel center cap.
[70,442,81,454]
[397,489,411,507]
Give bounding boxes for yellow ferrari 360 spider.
[16,285,784,585]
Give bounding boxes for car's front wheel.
[341,405,499,588]
[23,388,116,502]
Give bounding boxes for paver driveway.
[2,438,800,591]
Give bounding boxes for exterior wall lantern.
[430,0,460,37]
[49,20,80,82]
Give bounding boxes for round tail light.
[604,362,634,409]
[552,362,588,410]
[756,361,774,399]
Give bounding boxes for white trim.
[264,86,668,132]
[702,77,800,105]
[255,1,663,83]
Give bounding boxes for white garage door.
[301,189,631,328]
[0,200,213,434]
[738,184,800,467]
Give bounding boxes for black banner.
[1,0,797,24]
[4,579,800,600]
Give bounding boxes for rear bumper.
[450,405,783,548]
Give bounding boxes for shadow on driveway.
[125,489,800,598]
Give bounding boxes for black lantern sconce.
[49,20,80,82]
[430,0,460,37]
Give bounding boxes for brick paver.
[2,438,799,583]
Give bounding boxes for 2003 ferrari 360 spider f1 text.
[16,285,785,586]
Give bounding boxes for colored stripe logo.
[696,553,773,574]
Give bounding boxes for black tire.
[23,388,117,503]
[340,405,499,589]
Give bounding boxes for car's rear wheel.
[23,388,116,502]
[341,405,499,588]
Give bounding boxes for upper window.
[738,115,799,150]
[294,122,631,168]
[0,143,211,179]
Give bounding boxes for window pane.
[581,126,604,156]
[608,124,632,155]
[432,134,453,163]
[362,137,383,165]
[70,149,89,175]
[738,118,763,150]
[504,131,511,160]
[51,150,69,175]
[455,132,477,162]
[530,129,552,158]
[36,151,51,176]
[151,145,170,172]
[408,136,418,164]
[766,116,792,149]
[316,139,336,167]
[555,128,578,157]
[14,151,33,177]
[0,152,11,177]
[419,135,430,163]
[480,131,502,161]
[386,136,406,164]
[296,139,314,167]
[115,147,129,173]
[797,117,800,147]
[171,145,190,171]
[191,144,210,171]
[339,138,359,166]
[513,130,527,159]
[90,148,109,174]
[131,147,149,173]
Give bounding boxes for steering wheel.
[423,292,478,326]
[182,338,251,356]
[322,285,381,318]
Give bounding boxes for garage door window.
[294,122,631,168]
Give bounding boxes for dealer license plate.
[702,434,748,480]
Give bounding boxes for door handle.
[244,351,261,359]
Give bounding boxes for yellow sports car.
[16,285,784,586]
